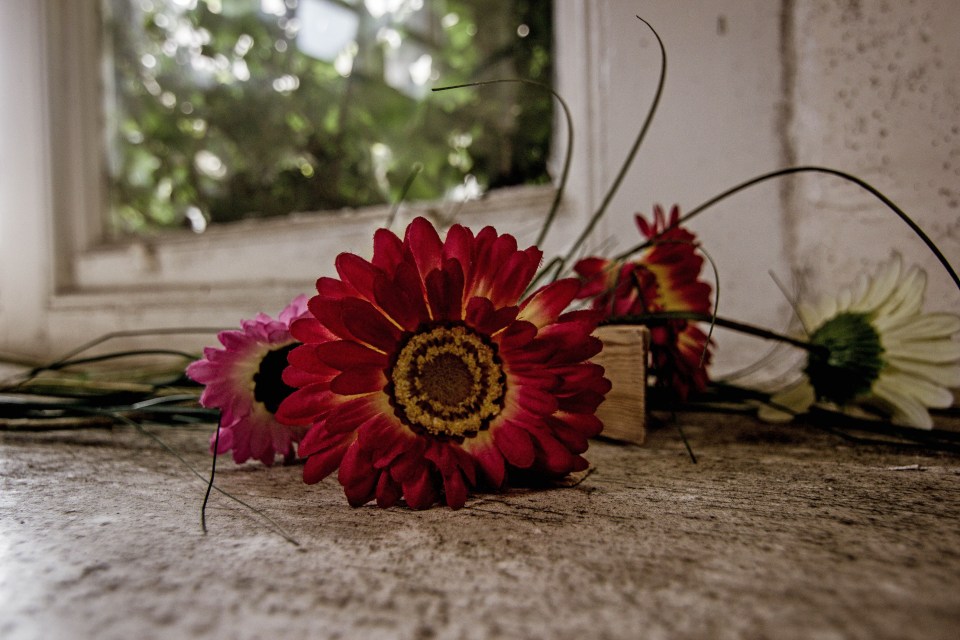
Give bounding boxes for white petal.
[877,312,960,339]
[883,371,955,408]
[854,255,901,312]
[836,288,854,312]
[758,379,816,423]
[796,301,821,333]
[886,356,960,387]
[871,377,933,429]
[878,266,925,321]
[849,273,870,307]
[884,339,960,363]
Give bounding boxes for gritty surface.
[2,415,959,640]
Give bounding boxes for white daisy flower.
[762,254,960,429]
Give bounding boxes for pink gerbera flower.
[187,295,311,465]
[276,217,610,509]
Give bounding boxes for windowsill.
[2,411,958,638]
[70,184,562,294]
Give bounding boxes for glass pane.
[101,0,553,235]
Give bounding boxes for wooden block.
[591,325,649,445]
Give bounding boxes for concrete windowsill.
[2,413,958,639]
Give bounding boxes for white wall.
[559,0,959,374]
[558,0,792,373]
[788,0,960,314]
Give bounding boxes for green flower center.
[805,312,884,405]
[253,343,297,414]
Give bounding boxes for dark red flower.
[574,205,712,400]
[276,217,610,509]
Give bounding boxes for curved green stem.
[556,15,667,276]
[604,311,827,356]
[432,78,573,248]
[612,165,960,291]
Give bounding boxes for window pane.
[102,0,553,235]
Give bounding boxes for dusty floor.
[2,413,959,640]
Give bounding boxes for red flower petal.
[495,320,538,351]
[359,415,412,468]
[289,316,337,344]
[528,428,577,474]
[519,278,582,329]
[493,423,536,469]
[313,340,388,370]
[558,389,607,414]
[442,224,474,267]
[281,363,333,389]
[308,297,355,342]
[486,249,540,308]
[372,228,403,272]
[470,438,506,488]
[465,297,518,335]
[302,433,354,483]
[336,253,381,302]
[323,396,382,434]
[404,217,444,285]
[287,344,339,376]
[329,367,387,395]
[507,384,558,417]
[543,415,589,453]
[373,273,421,331]
[339,443,378,507]
[402,466,438,510]
[442,470,468,509]
[426,259,465,322]
[275,384,336,424]
[316,276,352,299]
[339,297,401,352]
[375,471,403,508]
[387,442,428,484]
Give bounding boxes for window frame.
[0,0,598,358]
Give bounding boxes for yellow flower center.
[390,325,505,439]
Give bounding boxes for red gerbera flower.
[276,217,610,509]
[187,295,311,465]
[574,204,712,400]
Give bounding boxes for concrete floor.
[2,414,959,640]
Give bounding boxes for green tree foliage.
[104,0,552,234]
